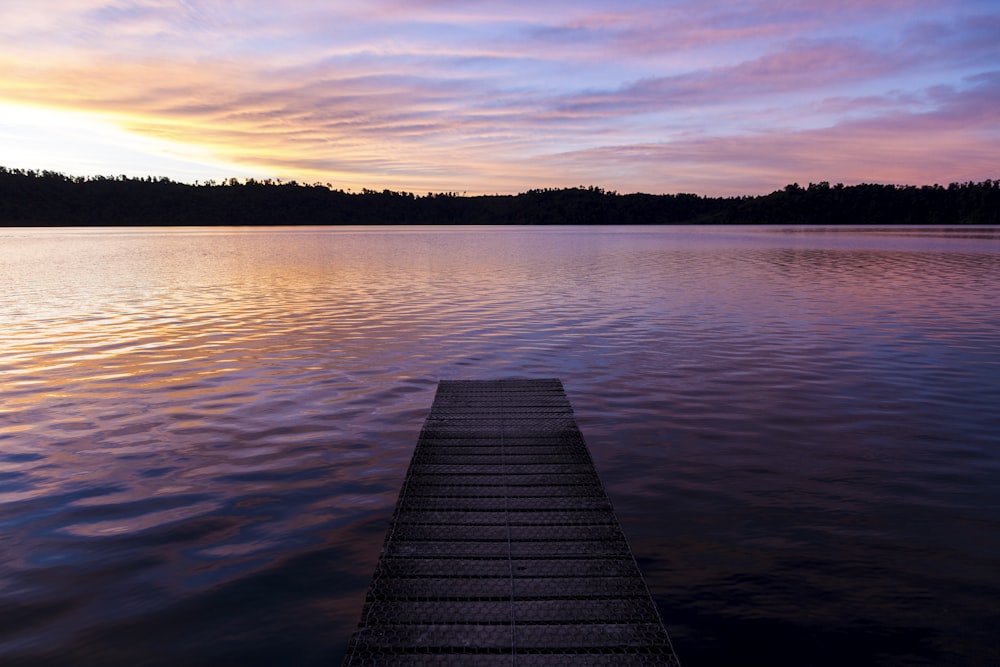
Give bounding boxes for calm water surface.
[1,226,998,666]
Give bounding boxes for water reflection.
[1,226,998,665]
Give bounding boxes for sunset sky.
[1,1,997,195]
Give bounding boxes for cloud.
[536,73,1000,194]
[0,0,996,193]
[546,40,900,120]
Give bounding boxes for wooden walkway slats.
[343,379,680,666]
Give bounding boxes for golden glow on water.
[1,227,999,664]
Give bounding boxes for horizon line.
[3,164,997,200]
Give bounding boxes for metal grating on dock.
[343,379,680,666]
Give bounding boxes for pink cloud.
[1,0,996,193]
[549,27,976,121]
[535,74,1000,195]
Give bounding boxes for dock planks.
[343,379,680,666]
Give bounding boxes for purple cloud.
[0,0,996,193]
[537,72,1000,194]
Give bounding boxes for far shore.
[1,167,997,226]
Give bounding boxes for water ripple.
[1,226,998,665]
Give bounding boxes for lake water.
[1,225,999,666]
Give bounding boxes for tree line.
[1,166,997,225]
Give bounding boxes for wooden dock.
[343,379,680,666]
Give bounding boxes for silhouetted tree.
[1,166,996,226]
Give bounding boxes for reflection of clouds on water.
[0,226,998,665]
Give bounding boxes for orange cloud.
[0,1,997,194]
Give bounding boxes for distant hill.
[1,166,997,225]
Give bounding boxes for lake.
[1,225,998,666]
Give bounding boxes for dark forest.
[2,166,997,226]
